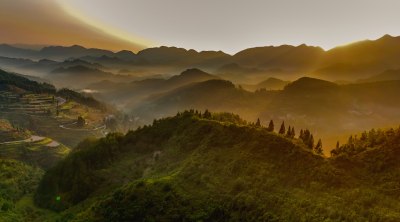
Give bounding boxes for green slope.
[0,159,44,222]
[33,111,400,221]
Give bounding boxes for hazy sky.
[0,0,146,52]
[2,0,400,53]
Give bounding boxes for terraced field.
[0,119,30,143]
[0,93,57,115]
[0,136,70,169]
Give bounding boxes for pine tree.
[336,141,340,149]
[291,127,295,139]
[286,126,292,137]
[308,134,314,149]
[256,118,261,127]
[299,129,304,140]
[279,121,285,134]
[314,139,323,155]
[267,120,274,132]
[203,109,212,119]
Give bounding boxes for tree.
[56,100,59,116]
[256,118,261,127]
[308,134,314,149]
[336,141,340,149]
[77,116,85,128]
[286,126,292,137]
[267,120,274,132]
[314,139,323,155]
[203,109,212,119]
[291,127,295,138]
[299,129,304,140]
[279,121,285,135]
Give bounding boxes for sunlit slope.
[35,112,400,221]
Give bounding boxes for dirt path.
[59,122,106,131]
[0,135,44,145]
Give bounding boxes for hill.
[0,70,110,147]
[127,77,400,149]
[0,159,46,222]
[46,65,136,89]
[314,35,400,80]
[88,68,219,109]
[34,111,400,221]
[359,69,400,82]
[0,44,116,61]
[0,119,30,142]
[0,69,56,94]
[242,77,290,91]
[128,79,265,123]
[4,35,400,84]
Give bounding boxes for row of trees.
[176,110,325,155]
[330,126,400,156]
[256,118,323,155]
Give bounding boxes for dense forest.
[33,111,400,221]
[0,69,56,94]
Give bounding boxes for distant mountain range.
[88,68,219,108]
[126,75,400,148]
[2,35,400,83]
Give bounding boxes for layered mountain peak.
[168,68,218,83]
[284,77,338,92]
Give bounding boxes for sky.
[1,0,400,53]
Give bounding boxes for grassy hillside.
[0,70,111,147]
[0,137,70,170]
[0,159,51,222]
[33,111,400,221]
[0,119,30,142]
[0,69,55,94]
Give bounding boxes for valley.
[1,36,400,221]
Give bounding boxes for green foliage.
[33,112,400,221]
[0,159,44,221]
[57,88,106,111]
[300,129,314,149]
[279,121,285,134]
[314,139,323,155]
[0,69,56,94]
[76,116,85,128]
[267,120,274,132]
[330,126,400,157]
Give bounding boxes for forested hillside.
[34,111,400,221]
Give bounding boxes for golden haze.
[0,0,148,52]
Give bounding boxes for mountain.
[88,68,219,109]
[0,44,116,61]
[129,79,255,121]
[34,112,400,221]
[46,65,136,89]
[314,35,400,80]
[242,77,289,91]
[136,46,230,67]
[166,68,218,86]
[232,44,324,71]
[0,69,56,93]
[4,35,400,83]
[0,44,37,59]
[39,45,115,61]
[126,76,400,148]
[283,77,339,93]
[359,69,400,82]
